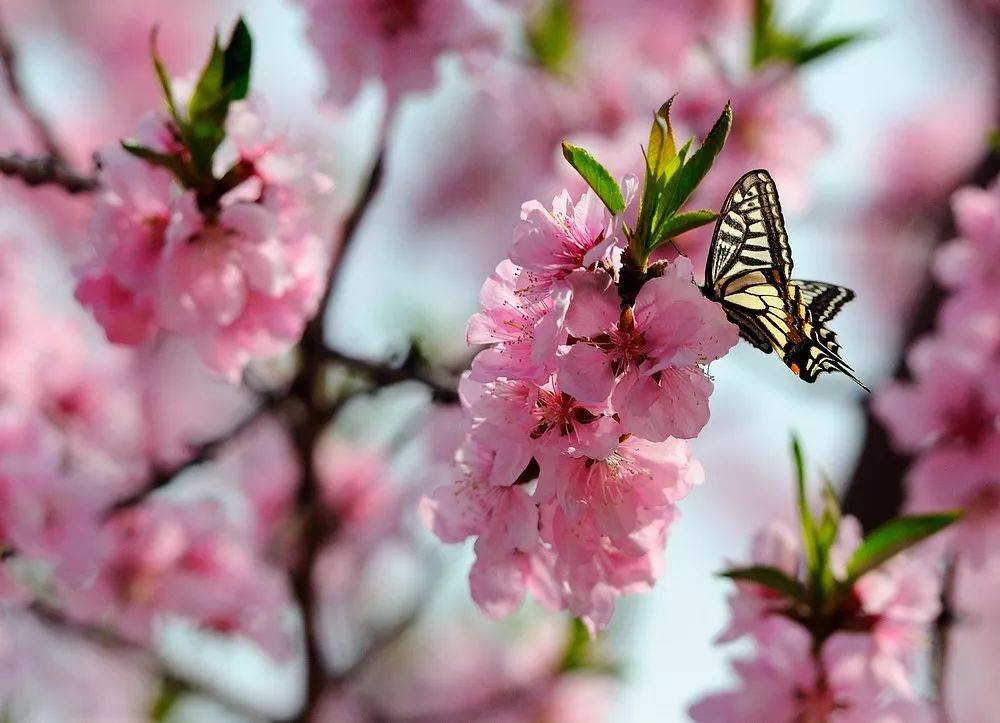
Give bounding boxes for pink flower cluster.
[423,188,738,631]
[690,517,941,721]
[299,0,498,106]
[75,99,335,381]
[874,177,1000,566]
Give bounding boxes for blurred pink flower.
[908,437,1000,567]
[713,515,942,696]
[67,500,293,658]
[76,101,335,381]
[300,0,498,106]
[690,617,936,723]
[874,337,999,453]
[935,178,1000,292]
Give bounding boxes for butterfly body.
[703,170,869,391]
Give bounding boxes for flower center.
[531,389,597,439]
[371,0,422,38]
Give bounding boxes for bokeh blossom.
[299,0,498,106]
[75,99,335,381]
[874,176,1000,567]
[692,515,942,720]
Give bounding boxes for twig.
[322,345,460,404]
[290,134,389,722]
[0,152,98,193]
[932,554,959,719]
[106,393,282,515]
[0,14,67,162]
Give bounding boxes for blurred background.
[0,0,997,720]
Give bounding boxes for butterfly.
[702,169,869,392]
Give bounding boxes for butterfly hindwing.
[704,170,866,390]
[790,280,855,325]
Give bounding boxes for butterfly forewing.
[706,170,792,300]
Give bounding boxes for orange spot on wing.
[790,363,801,374]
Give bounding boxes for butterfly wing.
[705,169,792,298]
[790,280,855,324]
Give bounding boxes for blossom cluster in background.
[690,446,956,721]
[874,178,999,566]
[75,94,335,380]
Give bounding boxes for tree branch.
[322,345,460,404]
[105,392,282,516]
[0,14,67,163]
[0,152,98,193]
[289,134,390,722]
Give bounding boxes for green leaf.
[149,27,181,127]
[817,476,842,549]
[845,512,961,584]
[751,0,775,68]
[987,128,1000,155]
[525,0,575,73]
[646,97,678,179]
[120,139,195,187]
[672,102,732,211]
[794,31,868,65]
[561,142,625,214]
[790,434,821,584]
[185,18,254,176]
[719,565,808,604]
[188,32,225,123]
[649,210,717,251]
[222,17,252,101]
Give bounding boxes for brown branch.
[0,14,67,162]
[106,392,282,515]
[322,345,460,404]
[290,136,389,722]
[0,152,98,193]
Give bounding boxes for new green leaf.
[120,140,195,187]
[791,434,821,583]
[646,97,678,179]
[671,103,732,211]
[526,0,575,73]
[650,210,717,251]
[222,18,252,101]
[794,31,869,65]
[719,565,808,604]
[845,512,961,584]
[561,142,625,214]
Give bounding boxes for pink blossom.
[66,501,293,659]
[76,103,335,381]
[934,177,1000,292]
[535,434,700,549]
[299,0,498,106]
[873,337,999,453]
[509,189,616,293]
[715,519,800,643]
[715,515,942,695]
[907,436,1000,567]
[690,618,936,723]
[466,259,570,382]
[559,259,737,439]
